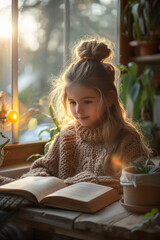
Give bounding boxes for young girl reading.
[0,37,150,193]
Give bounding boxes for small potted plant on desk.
[120,158,160,213]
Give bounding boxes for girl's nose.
[76,104,82,114]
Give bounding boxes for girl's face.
[66,84,106,128]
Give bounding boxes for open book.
[0,176,120,213]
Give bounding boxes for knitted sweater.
[0,124,148,193]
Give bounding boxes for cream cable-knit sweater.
[0,124,148,193]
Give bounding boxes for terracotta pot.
[120,166,160,206]
[137,41,159,56]
[130,40,159,56]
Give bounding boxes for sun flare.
[0,16,11,38]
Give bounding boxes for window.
[0,0,119,146]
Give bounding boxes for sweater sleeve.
[0,175,15,186]
[21,133,61,178]
[0,134,61,185]
[64,171,122,193]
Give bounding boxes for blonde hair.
[49,36,150,162]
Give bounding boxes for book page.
[0,176,66,202]
[43,182,112,202]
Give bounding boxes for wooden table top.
[17,200,160,240]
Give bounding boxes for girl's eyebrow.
[81,96,96,99]
[68,96,95,101]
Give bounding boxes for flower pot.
[120,166,160,206]
[137,41,158,56]
[129,40,159,56]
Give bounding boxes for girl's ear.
[106,90,116,107]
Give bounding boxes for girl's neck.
[75,123,104,143]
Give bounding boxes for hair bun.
[77,40,111,62]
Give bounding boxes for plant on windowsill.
[26,105,61,161]
[122,0,160,56]
[118,62,160,156]
[120,157,160,213]
[0,132,10,167]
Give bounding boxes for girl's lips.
[78,116,89,120]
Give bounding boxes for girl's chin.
[78,121,101,128]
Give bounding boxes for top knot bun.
[77,40,111,62]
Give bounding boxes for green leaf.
[134,19,141,41]
[38,128,50,138]
[144,208,159,218]
[26,154,43,161]
[131,3,139,21]
[50,127,59,138]
[117,64,127,72]
[143,8,150,34]
[133,96,141,119]
[35,113,51,119]
[130,158,152,174]
[0,133,10,150]
[144,157,150,167]
[49,104,55,121]
[138,17,145,36]
[128,62,138,78]
[131,83,140,102]
[44,141,53,154]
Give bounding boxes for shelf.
[130,54,160,63]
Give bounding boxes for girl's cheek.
[70,106,76,116]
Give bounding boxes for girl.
[0,37,150,193]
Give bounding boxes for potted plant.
[120,158,160,213]
[118,62,160,155]
[118,62,157,120]
[122,0,160,56]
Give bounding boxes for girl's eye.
[84,100,93,104]
[69,101,76,105]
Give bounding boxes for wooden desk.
[17,201,160,240]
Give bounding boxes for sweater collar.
[75,124,104,143]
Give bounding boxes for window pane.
[0,0,12,145]
[18,0,64,142]
[69,0,118,61]
[18,0,118,143]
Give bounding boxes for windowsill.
[0,162,31,178]
[3,140,46,166]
